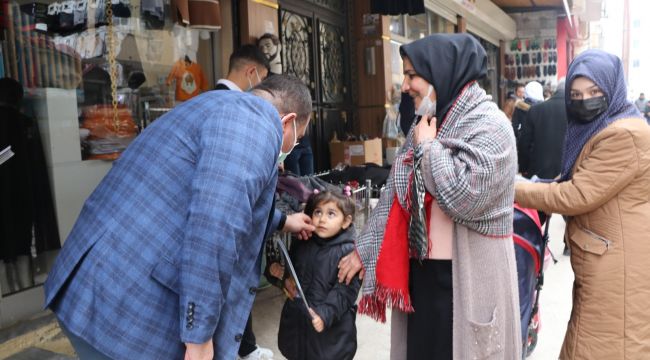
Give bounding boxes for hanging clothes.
[166,58,208,101]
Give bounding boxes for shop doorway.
[278,0,352,172]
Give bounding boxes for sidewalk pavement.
[0,217,572,359]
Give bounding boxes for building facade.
[4,0,599,328]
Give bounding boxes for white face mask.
[247,68,262,91]
[278,118,298,163]
[415,85,436,118]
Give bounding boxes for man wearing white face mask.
[44,75,315,360]
[216,45,269,91]
[215,45,305,360]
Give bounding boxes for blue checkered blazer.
[44,90,282,359]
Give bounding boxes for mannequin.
[257,33,282,75]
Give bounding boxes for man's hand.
[337,251,364,285]
[414,114,437,145]
[282,213,315,240]
[184,340,213,360]
[308,308,324,333]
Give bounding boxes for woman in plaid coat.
[338,34,522,359]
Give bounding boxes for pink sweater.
[427,198,453,259]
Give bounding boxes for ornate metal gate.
[279,0,350,172]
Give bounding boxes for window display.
[503,37,558,89]
[1,0,219,160]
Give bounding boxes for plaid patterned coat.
[44,90,283,359]
[357,82,522,359]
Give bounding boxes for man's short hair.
[228,44,270,73]
[252,75,312,124]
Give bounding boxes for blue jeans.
[59,321,113,360]
[284,144,314,176]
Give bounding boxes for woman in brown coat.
[515,50,650,359]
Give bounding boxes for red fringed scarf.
[358,192,433,322]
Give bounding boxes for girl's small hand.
[308,308,324,333]
[414,114,437,145]
[284,277,298,299]
[269,262,284,279]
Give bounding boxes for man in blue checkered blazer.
[44,75,313,359]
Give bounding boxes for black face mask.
[568,96,608,123]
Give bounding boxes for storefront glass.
[0,0,218,297]
[428,10,454,34]
[406,13,426,40]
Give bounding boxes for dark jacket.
[517,90,568,179]
[511,98,533,144]
[277,227,360,360]
[0,106,60,262]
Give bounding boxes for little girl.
[268,189,360,360]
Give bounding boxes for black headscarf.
[400,33,487,128]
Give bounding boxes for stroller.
[513,204,555,357]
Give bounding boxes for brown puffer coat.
[515,117,650,359]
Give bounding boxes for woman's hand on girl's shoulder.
[337,251,364,285]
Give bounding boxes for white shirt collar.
[216,78,242,92]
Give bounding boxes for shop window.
[0,0,220,297]
[2,0,219,161]
[390,40,404,89]
[428,11,454,34]
[406,13,427,40]
[389,15,405,37]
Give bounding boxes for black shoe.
[516,54,521,65]
[517,66,522,79]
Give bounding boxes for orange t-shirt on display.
[166,59,208,101]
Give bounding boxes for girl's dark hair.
[304,190,355,220]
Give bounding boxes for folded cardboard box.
[329,138,382,168]
[382,138,401,149]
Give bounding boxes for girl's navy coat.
[277,227,361,360]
